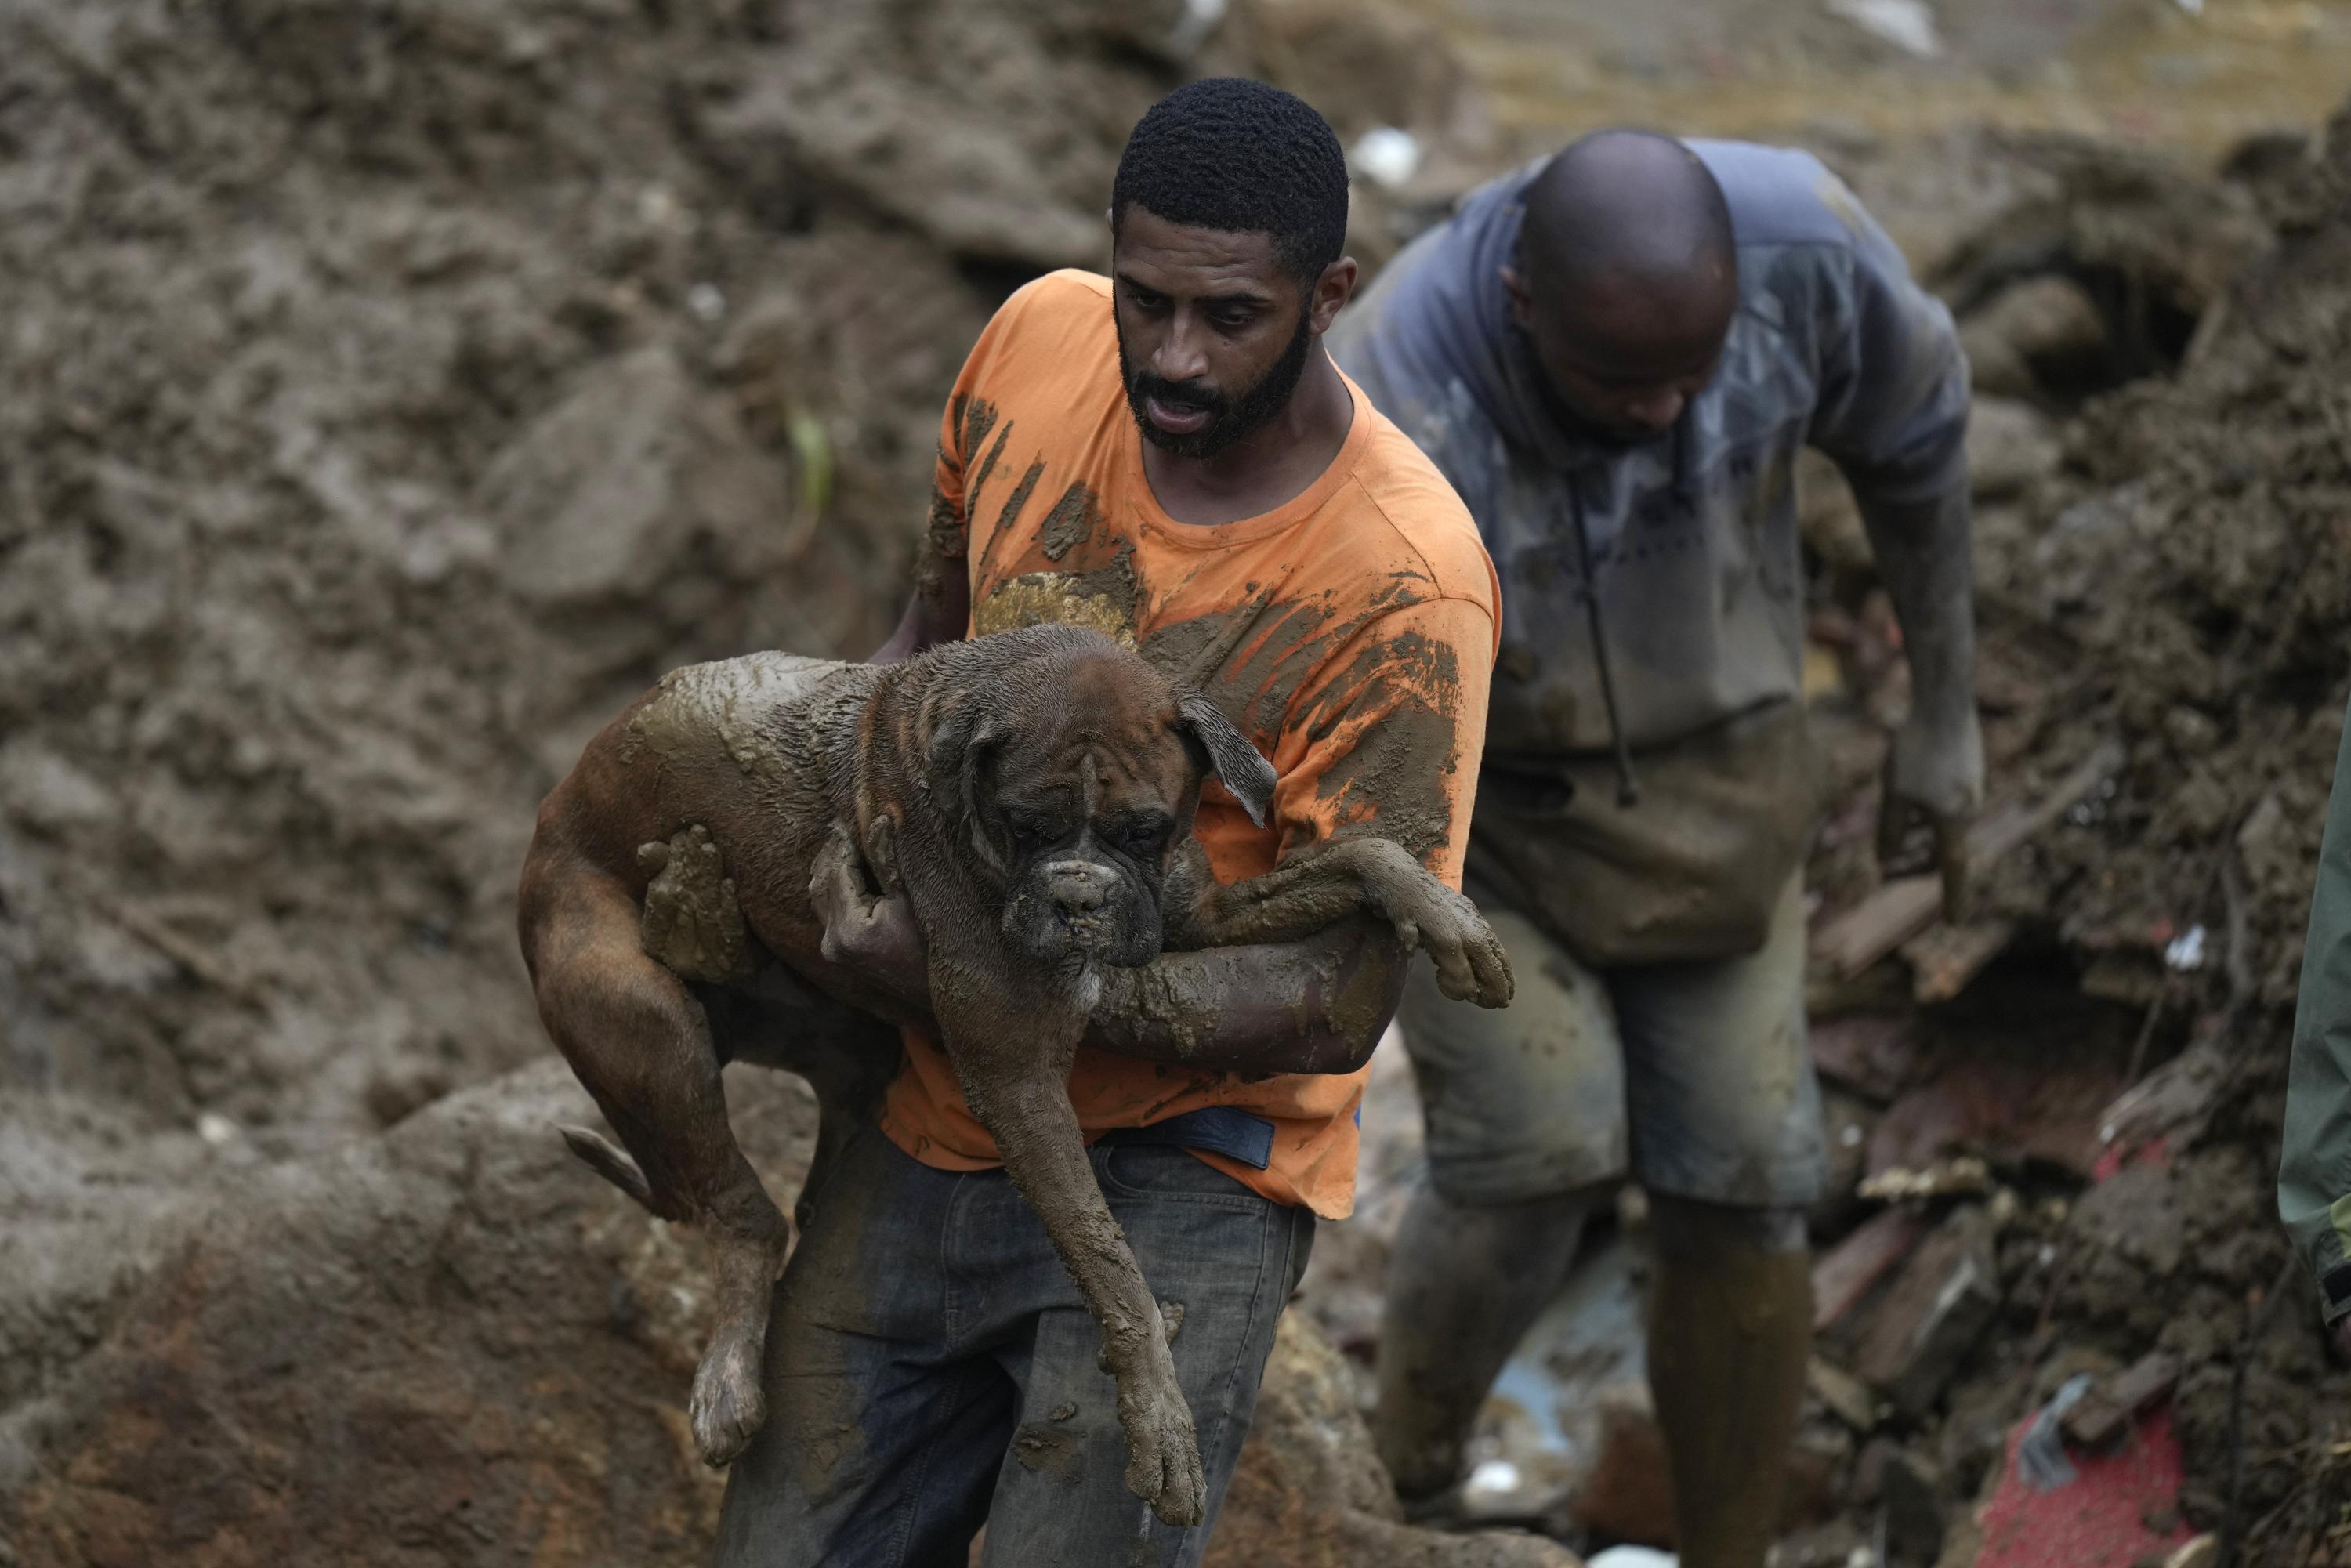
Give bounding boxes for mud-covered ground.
[5,0,2351,1564]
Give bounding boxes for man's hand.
[809,824,933,1020]
[1878,706,1986,918]
[2331,1313,2351,1363]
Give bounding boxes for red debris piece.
[1810,1014,1921,1102]
[1867,1056,2127,1182]
[1975,1406,2194,1568]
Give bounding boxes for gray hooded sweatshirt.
[1330,141,1970,774]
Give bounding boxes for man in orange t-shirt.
[712,80,1498,1567]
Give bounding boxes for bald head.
[1505,130,1738,444]
[1522,129,1735,303]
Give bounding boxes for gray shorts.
[1398,873,1827,1210]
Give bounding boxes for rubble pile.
[1784,100,2351,1567]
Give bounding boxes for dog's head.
[922,628,1275,969]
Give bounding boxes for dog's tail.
[558,1124,661,1215]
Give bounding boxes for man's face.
[1507,267,1733,447]
[1111,206,1318,460]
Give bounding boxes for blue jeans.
[712,1120,1315,1567]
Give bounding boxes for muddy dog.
[516,622,1511,1526]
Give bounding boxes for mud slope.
[0,0,1465,1143]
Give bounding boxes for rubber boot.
[1646,1195,1813,1568]
[1373,1180,1596,1502]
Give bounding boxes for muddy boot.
[1373,1179,1596,1505]
[1646,1195,1813,1568]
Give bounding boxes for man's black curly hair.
[1110,78,1349,283]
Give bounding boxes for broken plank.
[1902,918,2020,1004]
[2061,1352,2180,1450]
[1852,1208,2001,1418]
[2099,1037,2228,1157]
[1807,1356,1883,1432]
[1814,1207,1931,1331]
[1813,740,2124,980]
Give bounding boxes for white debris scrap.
[1824,0,1942,57]
[1351,126,1423,191]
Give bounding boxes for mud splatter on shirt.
[879,269,1500,1219]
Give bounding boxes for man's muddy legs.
[937,987,1206,1528]
[528,872,791,1468]
[1646,1196,1812,1568]
[1373,1180,1596,1502]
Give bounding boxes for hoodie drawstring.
[1569,476,1641,809]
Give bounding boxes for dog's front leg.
[931,965,1206,1528]
[1167,836,1514,1006]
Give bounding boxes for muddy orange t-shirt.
[876,270,1498,1219]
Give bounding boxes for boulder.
[3,1059,1570,1567]
[0,1060,820,1567]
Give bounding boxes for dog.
[516,622,1511,1525]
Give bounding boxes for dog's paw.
[1371,869,1512,1009]
[1118,1376,1205,1528]
[689,1329,767,1469]
[1416,887,1515,1009]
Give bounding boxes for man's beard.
[1119,308,1315,461]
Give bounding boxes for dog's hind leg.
[521,863,788,1469]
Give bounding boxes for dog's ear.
[925,696,1010,875]
[1173,691,1276,829]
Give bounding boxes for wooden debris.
[1809,1013,1920,1101]
[1901,918,2020,1004]
[1868,1056,2125,1183]
[2060,1352,2181,1450]
[1814,1208,1932,1331]
[1852,1208,2001,1418]
[2098,1037,2228,1157]
[1808,1356,1884,1432]
[1858,1157,1991,1203]
[1813,741,2125,980]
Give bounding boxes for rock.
[1796,448,1872,576]
[1879,1447,1949,1566]
[1960,276,2108,400]
[1966,396,2061,502]
[485,346,796,610]
[1204,1313,1583,1568]
[2,1061,1570,1568]
[0,1059,821,1567]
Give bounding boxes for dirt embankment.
[0,0,1482,1150]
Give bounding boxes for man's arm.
[810,843,1408,1074]
[871,568,970,664]
[2281,697,2351,1355]
[1808,174,1984,907]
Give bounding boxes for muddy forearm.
[1086,915,1408,1076]
[1858,487,1976,730]
[869,569,970,664]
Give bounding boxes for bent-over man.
[1332,130,1980,1567]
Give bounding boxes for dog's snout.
[1045,860,1114,914]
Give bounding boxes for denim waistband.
[1095,1105,1275,1171]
